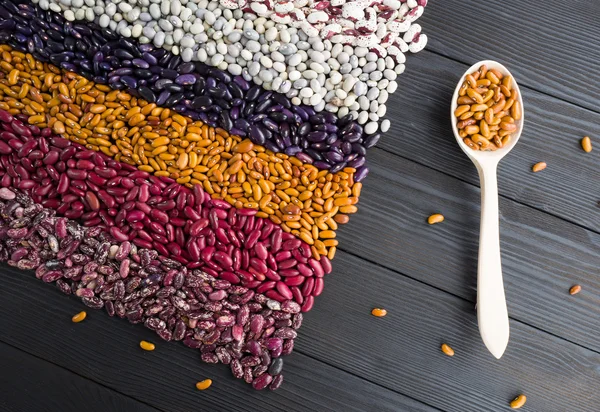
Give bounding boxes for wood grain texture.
[383,50,600,232]
[299,251,600,412]
[0,266,437,412]
[338,147,600,353]
[419,0,600,112]
[0,342,158,412]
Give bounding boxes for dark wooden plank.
[383,50,600,232]
[419,0,600,112]
[338,148,600,353]
[0,266,438,412]
[0,342,158,412]
[299,251,600,412]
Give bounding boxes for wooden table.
[2,1,599,411]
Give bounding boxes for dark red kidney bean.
[167,242,182,256]
[1,173,11,187]
[122,201,135,211]
[96,190,116,208]
[60,146,76,161]
[8,139,24,151]
[254,242,268,260]
[189,218,209,236]
[17,179,36,190]
[66,169,87,180]
[0,140,12,154]
[312,278,324,297]
[88,172,107,186]
[153,241,170,257]
[309,259,324,278]
[250,258,267,274]
[57,174,70,194]
[156,200,176,211]
[215,228,229,244]
[276,282,293,300]
[135,202,152,214]
[283,276,305,286]
[33,184,52,197]
[291,287,303,305]
[301,296,314,312]
[296,263,313,277]
[289,248,305,263]
[266,255,277,271]
[256,281,276,294]
[125,186,139,202]
[270,230,282,252]
[85,191,101,211]
[76,159,95,170]
[320,256,333,274]
[265,290,285,302]
[96,168,117,178]
[150,209,169,224]
[107,186,128,197]
[245,229,260,249]
[213,251,233,268]
[28,150,44,161]
[165,223,175,242]
[301,278,315,296]
[137,229,153,242]
[175,227,185,247]
[82,217,102,227]
[46,165,59,181]
[264,269,280,281]
[171,217,186,227]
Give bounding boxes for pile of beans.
[0,187,300,390]
[30,0,427,134]
[0,48,360,258]
[454,65,522,151]
[0,109,331,310]
[0,0,429,390]
[0,1,377,172]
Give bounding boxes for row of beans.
[30,0,424,134]
[0,47,360,258]
[0,187,299,389]
[0,109,331,309]
[0,1,376,177]
[0,0,407,391]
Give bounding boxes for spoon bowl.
[451,60,525,164]
[450,60,525,359]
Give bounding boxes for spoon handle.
[476,163,510,359]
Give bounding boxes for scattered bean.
[532,162,546,173]
[510,394,527,409]
[371,308,387,317]
[196,379,213,390]
[440,343,454,356]
[428,214,444,225]
[140,340,156,351]
[581,136,592,153]
[569,285,581,295]
[71,311,87,323]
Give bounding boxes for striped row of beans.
[0,109,330,308]
[0,46,361,259]
[29,0,410,135]
[0,187,299,389]
[0,2,374,176]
